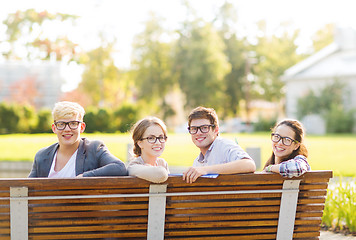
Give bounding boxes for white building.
[0,61,64,109]
[282,27,356,134]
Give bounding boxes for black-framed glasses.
[271,133,298,146]
[141,135,167,144]
[54,121,82,130]
[188,124,215,134]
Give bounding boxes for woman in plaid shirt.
[263,119,310,178]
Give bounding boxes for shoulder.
[214,137,237,146]
[294,155,308,161]
[212,137,244,151]
[128,157,145,166]
[81,138,106,151]
[82,138,104,146]
[156,158,168,166]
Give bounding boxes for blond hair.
[52,101,85,121]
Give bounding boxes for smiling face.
[52,114,85,149]
[138,124,166,162]
[189,118,218,155]
[272,124,300,164]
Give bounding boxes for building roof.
[283,28,356,81]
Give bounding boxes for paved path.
[320,230,356,240]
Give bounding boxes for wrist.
[266,165,273,172]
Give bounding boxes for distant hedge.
[0,102,139,134]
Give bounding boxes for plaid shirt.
[279,155,311,178]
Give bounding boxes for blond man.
[29,101,127,178]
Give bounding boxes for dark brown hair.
[131,116,167,157]
[188,106,218,129]
[264,119,308,168]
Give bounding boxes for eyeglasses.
[141,135,167,144]
[54,121,82,130]
[188,124,215,134]
[271,133,298,146]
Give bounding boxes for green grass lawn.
[0,133,355,176]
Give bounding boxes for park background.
[0,0,356,236]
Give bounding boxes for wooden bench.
[0,170,332,240]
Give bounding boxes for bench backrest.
[0,170,332,240]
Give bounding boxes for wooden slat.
[166,206,281,215]
[30,202,148,212]
[30,223,148,233]
[164,225,321,236]
[166,199,281,208]
[29,216,148,226]
[29,209,149,219]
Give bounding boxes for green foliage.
[215,2,246,117]
[0,103,38,134]
[253,21,307,101]
[0,103,20,134]
[312,23,335,53]
[83,107,113,133]
[84,105,139,133]
[174,20,230,111]
[322,178,356,234]
[79,43,123,106]
[253,115,277,132]
[131,13,175,119]
[2,9,79,61]
[32,109,52,133]
[113,104,139,133]
[297,80,346,118]
[0,103,139,134]
[325,104,355,133]
[297,80,355,133]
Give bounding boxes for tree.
[312,23,334,53]
[174,18,230,111]
[2,9,80,62]
[131,12,175,119]
[78,42,123,107]
[214,1,247,117]
[253,21,306,102]
[7,76,40,107]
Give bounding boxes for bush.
[322,178,356,234]
[297,80,355,133]
[84,107,116,133]
[0,102,140,134]
[325,104,354,133]
[0,103,20,134]
[253,116,277,132]
[113,104,139,133]
[32,109,52,133]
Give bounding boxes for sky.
[1,0,356,90]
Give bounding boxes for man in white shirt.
[183,106,256,183]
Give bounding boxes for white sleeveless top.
[48,150,78,178]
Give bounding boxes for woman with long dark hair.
[263,119,310,178]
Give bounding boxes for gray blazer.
[28,138,128,177]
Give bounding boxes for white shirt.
[48,150,78,178]
[193,137,251,167]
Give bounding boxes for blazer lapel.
[75,139,85,175]
[42,144,59,177]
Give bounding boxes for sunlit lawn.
[0,133,355,176]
